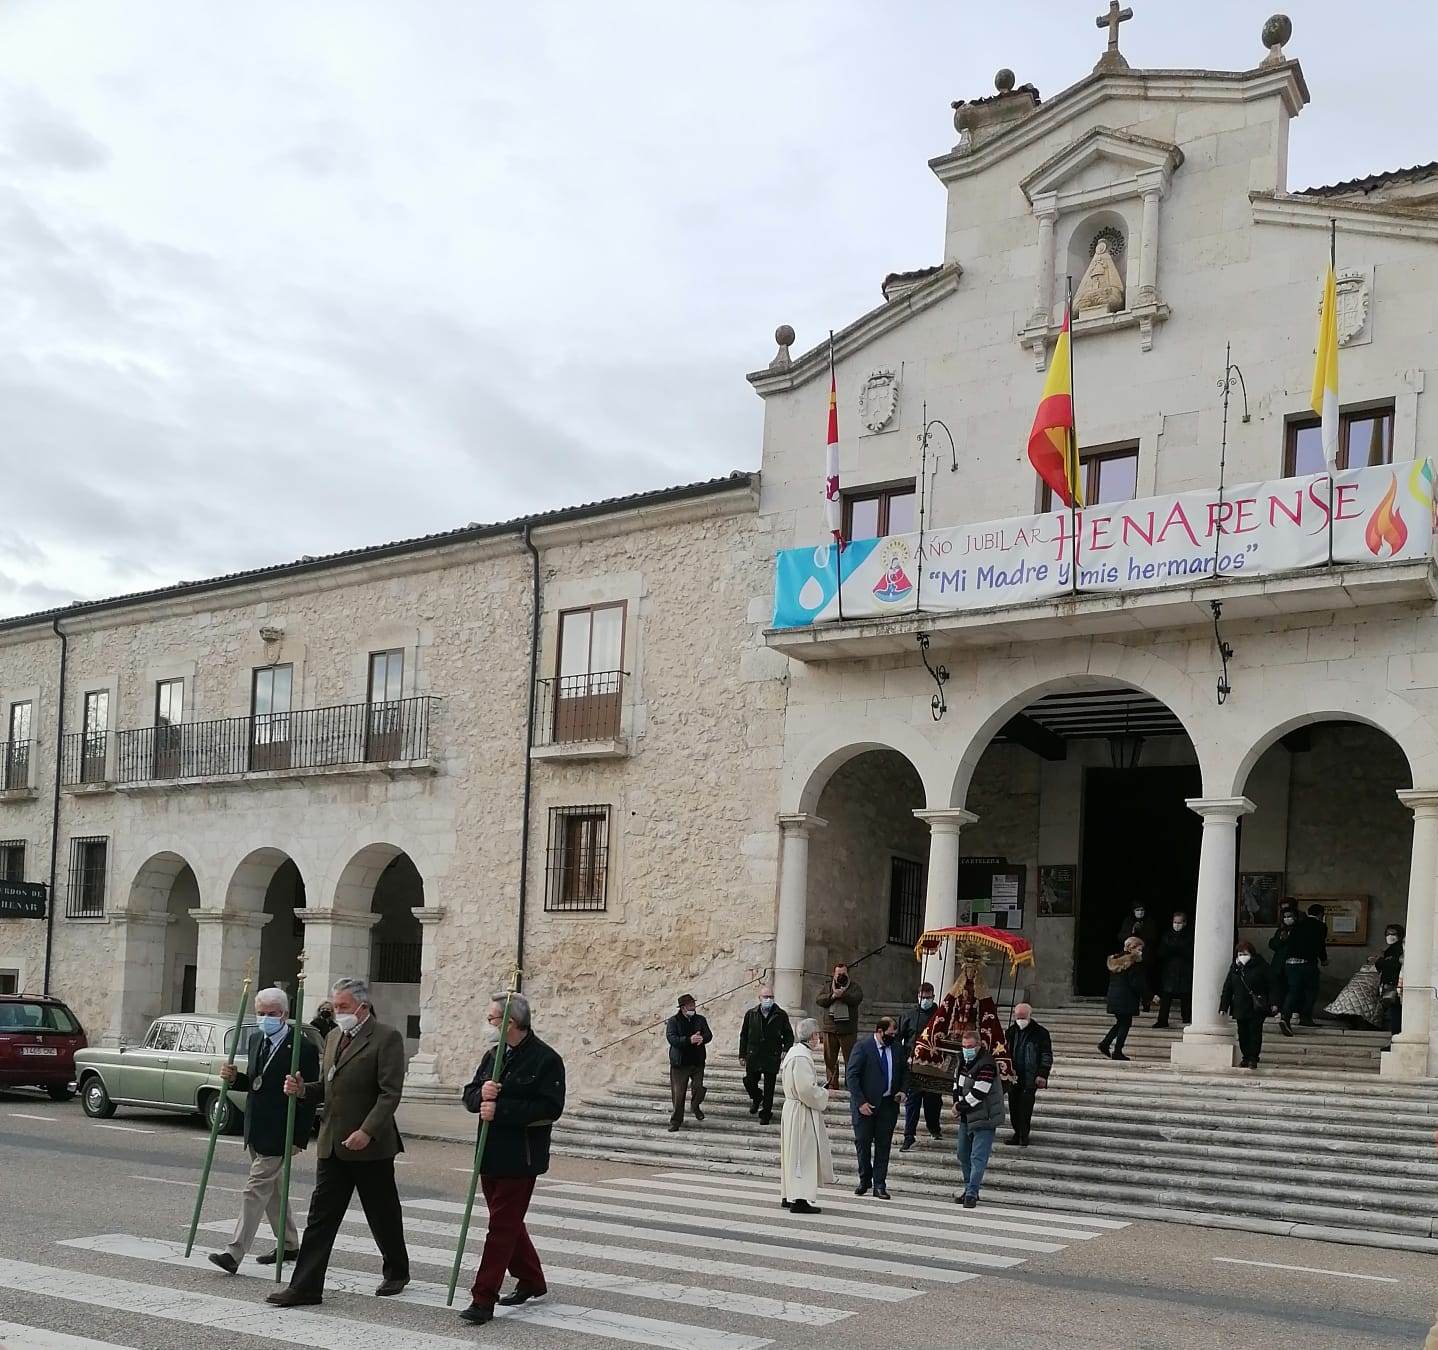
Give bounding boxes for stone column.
[103,910,170,1046]
[300,908,380,1010]
[404,905,448,1089]
[190,910,270,1016]
[773,814,826,1013]
[1171,796,1253,1072]
[1137,171,1164,306]
[1028,196,1059,329]
[1382,790,1438,1079]
[913,808,979,994]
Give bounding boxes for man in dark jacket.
[1272,903,1327,1034]
[738,983,793,1125]
[1300,904,1330,1025]
[665,993,712,1131]
[1118,904,1161,1007]
[899,981,943,1152]
[210,987,319,1274]
[458,992,566,1326]
[815,963,863,1089]
[846,1016,905,1199]
[953,1028,1005,1208]
[1153,911,1195,1028]
[1004,1002,1052,1147]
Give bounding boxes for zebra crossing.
[0,1169,1127,1349]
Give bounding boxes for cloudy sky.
[0,1,1426,618]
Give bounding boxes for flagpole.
[185,962,253,1258]
[916,399,928,613]
[1066,276,1079,595]
[446,968,522,1307]
[830,331,845,622]
[273,953,307,1281]
[1327,218,1336,568]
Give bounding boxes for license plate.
[20,1047,58,1056]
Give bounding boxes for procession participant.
[1004,1002,1052,1147]
[1300,904,1331,1026]
[1377,924,1405,1035]
[310,1000,337,1039]
[912,941,1015,1083]
[208,987,319,1274]
[738,983,794,1125]
[1099,937,1146,1061]
[665,993,712,1131]
[899,982,944,1152]
[1118,904,1161,1008]
[953,1028,1005,1209]
[458,993,567,1326]
[846,1016,904,1200]
[779,1017,834,1215]
[815,963,863,1090]
[1219,941,1272,1069]
[267,977,410,1308]
[1153,911,1194,1028]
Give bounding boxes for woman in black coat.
[1099,936,1147,1061]
[1376,924,1405,1035]
[1117,905,1161,1007]
[1219,941,1272,1069]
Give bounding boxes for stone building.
[758,13,1438,1077]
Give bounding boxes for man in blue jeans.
[952,1028,1005,1209]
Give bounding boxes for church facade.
[2,13,1437,1092]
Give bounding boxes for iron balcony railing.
[61,731,114,787]
[370,940,422,985]
[0,740,34,791]
[95,696,437,785]
[532,671,624,747]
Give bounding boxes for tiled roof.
[0,471,757,633]
[1297,161,1438,197]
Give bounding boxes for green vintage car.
[73,1013,325,1133]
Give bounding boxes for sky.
[0,1,1429,618]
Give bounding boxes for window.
[553,605,625,742]
[366,650,405,761]
[5,702,32,791]
[178,1023,213,1054]
[0,841,25,882]
[251,664,294,770]
[153,679,184,779]
[81,691,109,784]
[1285,404,1395,476]
[888,855,925,947]
[65,836,108,918]
[1041,443,1139,511]
[544,805,610,912]
[843,483,917,541]
[368,650,404,704]
[146,1020,181,1051]
[0,970,16,995]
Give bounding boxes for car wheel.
[46,1083,74,1102]
[204,1090,238,1134]
[80,1076,116,1119]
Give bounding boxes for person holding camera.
[814,963,863,1090]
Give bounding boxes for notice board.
[956,858,1026,932]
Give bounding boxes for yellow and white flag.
[1311,263,1340,470]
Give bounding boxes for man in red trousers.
[458,992,567,1326]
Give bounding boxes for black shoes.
[749,1100,760,1115]
[667,1121,681,1132]
[498,1286,546,1306]
[854,1180,870,1196]
[266,1288,321,1308]
[1098,1042,1112,1058]
[873,1188,891,1200]
[899,1139,915,1153]
[693,1106,705,1121]
[1153,1021,1171,1029]
[956,1193,978,1209]
[459,1303,494,1325]
[781,1198,791,1208]
[1279,1020,1293,1037]
[1111,1051,1131,1062]
[255,1249,291,1267]
[928,1129,944,1141]
[1005,1134,1022,1146]
[758,1113,772,1125]
[789,1199,822,1214]
[375,1279,408,1297]
[207,1253,238,1275]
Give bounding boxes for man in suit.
[845,1015,905,1200]
[898,981,943,1152]
[737,983,793,1126]
[458,992,567,1326]
[208,987,320,1274]
[267,976,410,1308]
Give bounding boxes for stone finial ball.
[994,68,1016,93]
[775,324,795,347]
[1262,14,1292,49]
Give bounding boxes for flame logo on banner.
[1364,475,1408,557]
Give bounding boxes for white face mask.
[1236,953,1251,966]
[1133,909,1145,919]
[1014,1017,1031,1029]
[1385,934,1400,946]
[334,1011,360,1034]
[919,997,934,1010]
[1172,923,1185,932]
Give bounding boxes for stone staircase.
[557,1003,1438,1252]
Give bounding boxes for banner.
[773,460,1436,629]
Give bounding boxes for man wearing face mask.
[665,994,713,1131]
[898,983,944,1152]
[845,1016,905,1199]
[1220,941,1272,1069]
[953,1027,1005,1208]
[209,988,319,1275]
[1004,1003,1052,1147]
[1270,902,1326,1036]
[815,963,863,1090]
[1117,904,1160,1009]
[1376,925,1405,1034]
[1153,911,1195,1029]
[738,984,794,1126]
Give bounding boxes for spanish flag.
[824,340,843,546]
[1311,262,1340,470]
[1027,309,1082,508]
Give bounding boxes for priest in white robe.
[779,1017,834,1215]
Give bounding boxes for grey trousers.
[223,1147,299,1262]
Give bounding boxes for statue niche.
[1073,236,1126,317]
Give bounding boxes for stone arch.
[126,850,198,914]
[782,716,948,815]
[1225,685,1438,798]
[222,845,307,914]
[333,842,413,914]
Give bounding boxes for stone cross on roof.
[1094,1,1133,73]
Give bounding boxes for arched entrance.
[164,866,200,1014]
[258,860,306,994]
[368,854,424,1053]
[106,851,202,1043]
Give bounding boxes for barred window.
[66,836,108,918]
[0,840,24,882]
[888,855,925,947]
[545,805,610,912]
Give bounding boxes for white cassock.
[779,1042,835,1204]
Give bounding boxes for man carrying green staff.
[458,992,566,1327]
[208,987,319,1275]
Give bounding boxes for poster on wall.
[1298,895,1370,947]
[1237,872,1284,926]
[1038,866,1076,917]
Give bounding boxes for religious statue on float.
[910,937,1016,1084]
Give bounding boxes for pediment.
[1021,127,1183,204]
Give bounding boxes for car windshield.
[0,1002,79,1033]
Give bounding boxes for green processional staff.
[273,952,307,1279]
[446,969,522,1307]
[185,962,254,1258]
